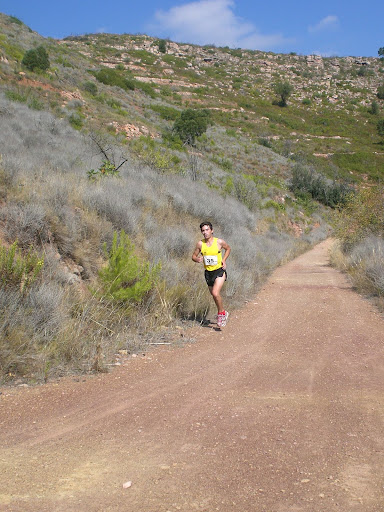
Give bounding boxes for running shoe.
[221,311,229,327]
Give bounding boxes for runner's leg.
[209,274,226,313]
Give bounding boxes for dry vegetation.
[0,91,326,384]
[331,187,384,310]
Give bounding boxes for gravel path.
[1,239,384,512]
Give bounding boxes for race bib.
[204,255,218,266]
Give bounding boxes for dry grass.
[0,91,328,383]
[330,237,384,300]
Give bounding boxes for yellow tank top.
[201,237,222,271]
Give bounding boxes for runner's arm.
[218,239,231,269]
[192,241,203,263]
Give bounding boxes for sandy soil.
[1,239,384,512]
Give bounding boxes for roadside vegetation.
[331,187,384,310]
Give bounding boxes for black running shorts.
[204,267,227,287]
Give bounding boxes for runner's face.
[201,225,213,240]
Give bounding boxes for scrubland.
[0,94,327,383]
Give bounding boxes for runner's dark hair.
[200,221,213,230]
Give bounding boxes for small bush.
[349,236,384,296]
[8,15,23,25]
[128,49,157,65]
[334,187,384,249]
[377,85,384,100]
[28,97,44,110]
[258,137,272,148]
[22,46,50,72]
[150,104,180,121]
[289,164,352,208]
[0,203,49,248]
[98,230,161,303]
[133,80,157,98]
[131,136,182,173]
[5,90,28,103]
[0,241,44,293]
[369,100,379,115]
[93,68,135,92]
[331,236,384,301]
[377,119,384,141]
[224,175,260,210]
[87,160,120,181]
[82,81,98,96]
[158,39,167,53]
[68,112,84,130]
[273,81,294,107]
[173,108,211,145]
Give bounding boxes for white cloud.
[152,0,291,50]
[308,15,339,34]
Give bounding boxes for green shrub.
[22,46,50,72]
[290,164,352,208]
[0,241,44,294]
[128,49,157,65]
[5,90,28,103]
[211,156,233,171]
[105,96,121,109]
[273,81,294,107]
[357,66,369,77]
[377,85,384,100]
[162,54,187,68]
[68,113,84,130]
[150,104,180,121]
[263,200,286,211]
[55,55,73,68]
[28,97,44,110]
[133,80,157,98]
[173,108,211,145]
[158,39,167,53]
[93,68,135,91]
[369,100,379,115]
[87,160,120,180]
[225,128,237,137]
[8,15,23,25]
[258,137,272,148]
[82,81,98,96]
[0,34,24,61]
[334,187,384,249]
[98,230,161,303]
[161,129,184,151]
[131,136,182,172]
[377,119,384,141]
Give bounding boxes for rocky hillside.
[1,13,384,183]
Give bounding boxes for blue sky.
[1,0,382,57]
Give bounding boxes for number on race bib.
[204,255,218,266]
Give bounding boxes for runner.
[192,222,231,327]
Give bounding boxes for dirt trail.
[1,239,384,512]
